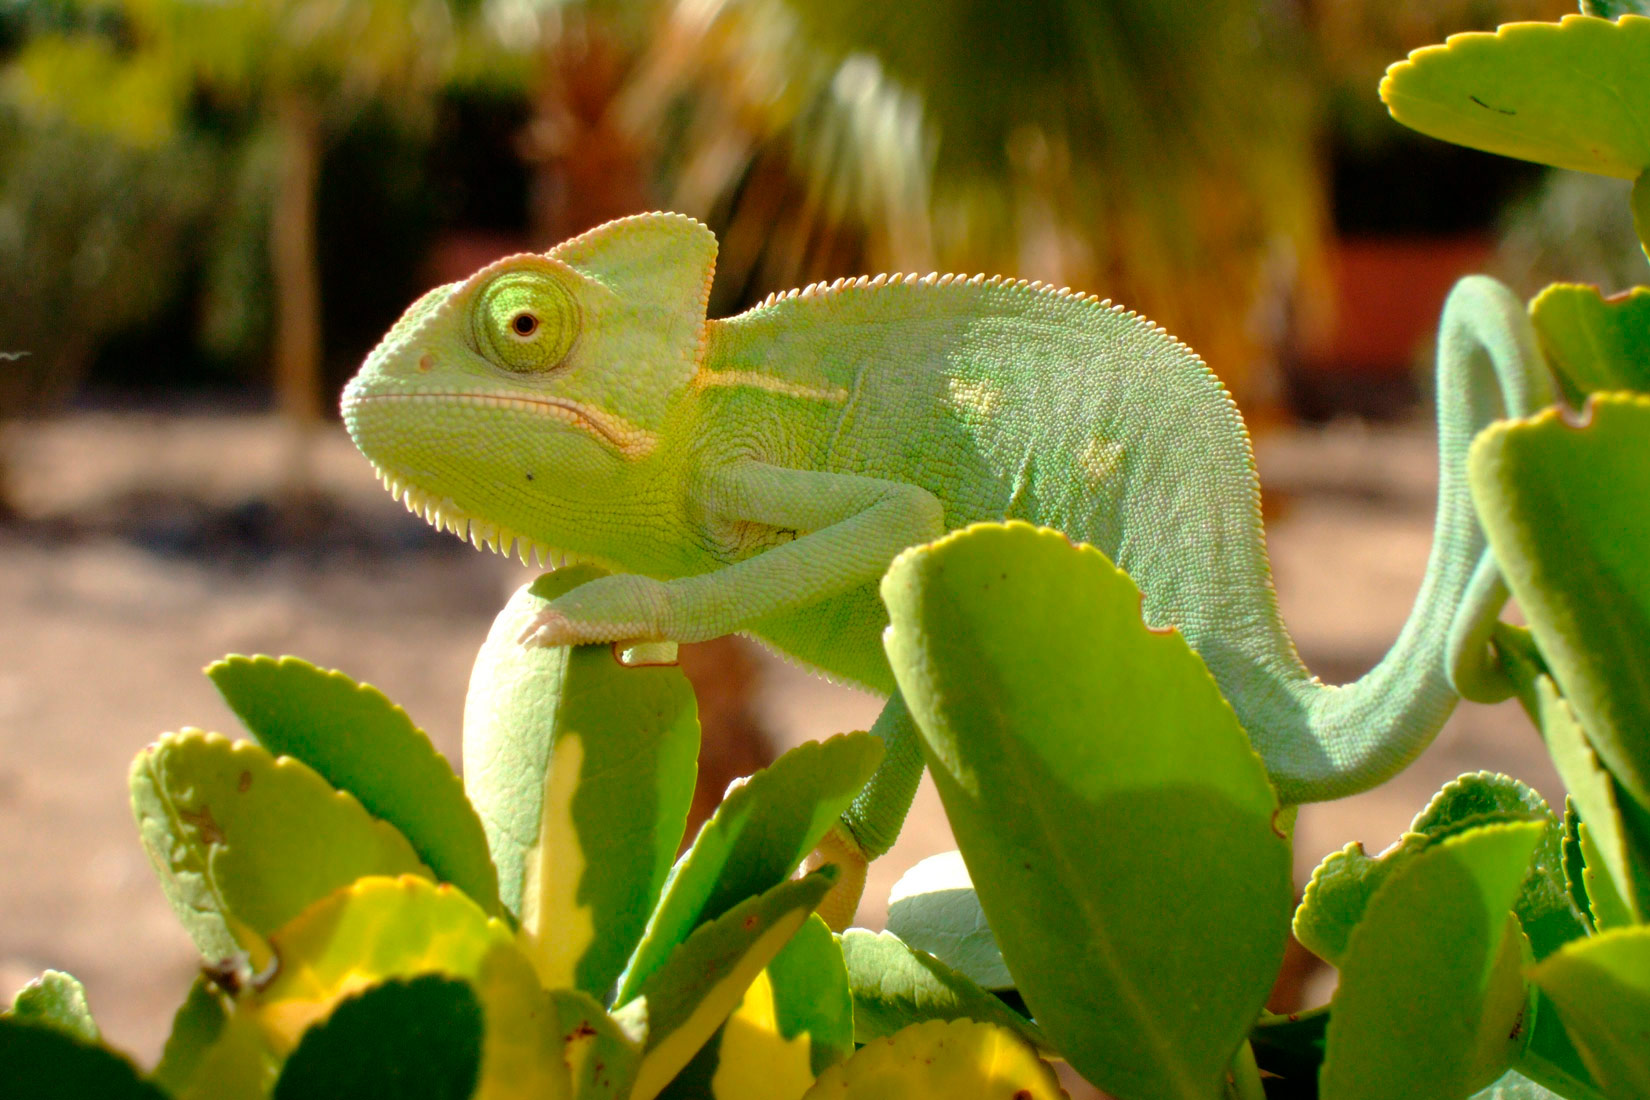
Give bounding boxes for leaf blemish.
[1468,94,1515,115]
[178,804,226,846]
[237,770,252,793]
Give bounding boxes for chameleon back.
[695,274,1303,704]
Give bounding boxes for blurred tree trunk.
[269,93,325,494]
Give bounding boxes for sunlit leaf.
[8,969,98,1043]
[466,567,699,994]
[152,977,231,1097]
[884,850,1011,990]
[616,732,880,1004]
[209,655,499,916]
[1529,927,1650,1099]
[1297,772,1580,965]
[881,521,1290,1100]
[1381,16,1650,179]
[1529,284,1650,403]
[247,875,571,1100]
[839,929,1048,1052]
[1320,821,1544,1100]
[625,868,836,1100]
[798,1017,1065,1100]
[130,730,431,962]
[1470,395,1650,810]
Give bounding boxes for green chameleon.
[342,212,1553,913]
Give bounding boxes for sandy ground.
[0,409,1562,1068]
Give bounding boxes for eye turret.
[471,269,579,371]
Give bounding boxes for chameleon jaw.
[371,464,576,569]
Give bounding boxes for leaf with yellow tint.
[800,1018,1066,1100]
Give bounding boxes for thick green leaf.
[8,969,98,1043]
[130,730,431,961]
[881,522,1292,1100]
[171,1012,279,1100]
[551,988,642,1100]
[465,567,699,995]
[1299,773,1580,965]
[1471,395,1650,807]
[884,851,1012,991]
[209,655,500,916]
[662,915,853,1100]
[1530,927,1650,1099]
[1320,821,1545,1100]
[1497,624,1650,923]
[798,1018,1064,1100]
[1519,988,1609,1100]
[0,1016,170,1098]
[765,916,853,1077]
[625,867,837,1100]
[152,977,231,1097]
[1529,284,1650,402]
[840,929,1049,1052]
[272,975,483,1100]
[1562,800,1595,931]
[1581,822,1637,930]
[1380,16,1650,178]
[249,875,571,1100]
[616,732,881,1004]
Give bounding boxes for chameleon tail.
[1257,275,1554,803]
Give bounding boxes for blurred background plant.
[1,0,1606,509]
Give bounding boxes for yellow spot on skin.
[520,734,596,990]
[710,969,816,1100]
[694,370,848,404]
[1078,436,1125,487]
[947,376,1000,417]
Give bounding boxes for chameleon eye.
[472,269,578,372]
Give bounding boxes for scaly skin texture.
[342,212,1554,881]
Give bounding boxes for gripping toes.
[517,574,675,647]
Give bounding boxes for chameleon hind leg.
[804,693,925,929]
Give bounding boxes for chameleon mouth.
[369,462,580,569]
[348,390,655,458]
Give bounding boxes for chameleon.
[342,211,1554,914]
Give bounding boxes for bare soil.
[0,410,1560,1066]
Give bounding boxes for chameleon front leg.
[520,461,945,645]
[523,461,946,924]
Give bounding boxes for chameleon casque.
[342,212,1553,908]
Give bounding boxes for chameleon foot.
[801,824,870,931]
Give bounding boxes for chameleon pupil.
[512,313,538,337]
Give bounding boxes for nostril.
[417,353,435,373]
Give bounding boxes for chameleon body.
[342,212,1553,867]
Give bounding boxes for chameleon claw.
[517,608,579,647]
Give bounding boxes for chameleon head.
[340,212,716,564]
